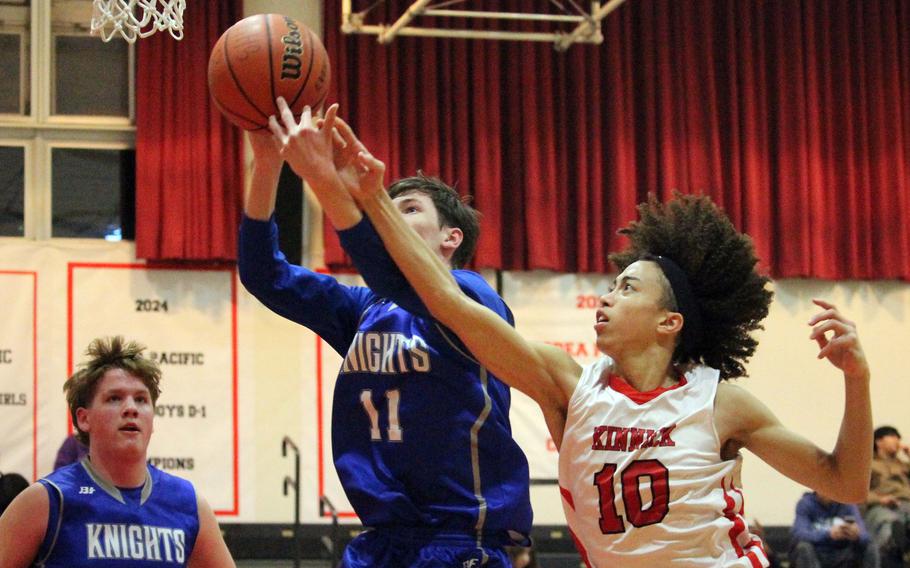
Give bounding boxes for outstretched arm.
[717,299,872,503]
[270,103,441,316]
[348,146,581,441]
[238,104,373,354]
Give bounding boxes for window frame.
[0,0,136,241]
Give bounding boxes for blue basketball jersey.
[34,458,199,567]
[239,216,532,542]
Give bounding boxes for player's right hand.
[270,98,340,189]
[247,129,283,170]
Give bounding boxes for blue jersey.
[239,216,532,542]
[34,458,199,567]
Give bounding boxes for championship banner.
[0,271,38,480]
[502,271,612,480]
[67,263,239,515]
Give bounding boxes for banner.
[504,271,611,480]
[0,271,37,480]
[68,263,239,515]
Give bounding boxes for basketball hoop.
[91,0,186,43]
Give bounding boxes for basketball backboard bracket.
[340,0,628,51]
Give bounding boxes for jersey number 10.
[595,459,670,533]
[360,389,403,442]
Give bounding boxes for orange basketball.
[207,14,331,131]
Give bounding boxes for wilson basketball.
[207,14,331,130]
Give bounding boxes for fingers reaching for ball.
[264,98,388,205]
[268,98,343,188]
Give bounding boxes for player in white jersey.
[0,337,234,568]
[322,135,873,567]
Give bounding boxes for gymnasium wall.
[1,1,906,534]
[1,234,907,527]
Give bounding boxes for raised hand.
[808,299,870,381]
[269,97,339,190]
[328,117,387,205]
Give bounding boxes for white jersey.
[558,357,768,568]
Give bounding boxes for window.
[0,0,135,241]
[0,33,27,115]
[51,147,134,239]
[0,146,25,236]
[53,35,130,116]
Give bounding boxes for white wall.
[490,272,910,526]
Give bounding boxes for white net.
[91,0,186,43]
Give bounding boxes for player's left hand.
[808,299,869,382]
[326,116,377,197]
[324,117,386,205]
[350,145,386,204]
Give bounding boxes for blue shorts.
[341,527,513,568]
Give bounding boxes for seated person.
[791,490,879,568]
[0,472,29,516]
[506,544,539,568]
[53,434,88,471]
[865,425,910,566]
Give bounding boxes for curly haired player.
[275,108,872,567]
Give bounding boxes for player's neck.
[612,346,677,392]
[88,449,148,488]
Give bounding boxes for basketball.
[207,14,331,130]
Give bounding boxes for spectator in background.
[506,544,540,568]
[0,472,28,516]
[790,490,879,568]
[750,519,782,568]
[866,425,910,567]
[52,433,88,470]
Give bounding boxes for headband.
[651,255,703,358]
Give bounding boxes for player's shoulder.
[714,380,777,443]
[451,269,510,315]
[40,461,87,489]
[451,269,494,294]
[715,381,762,408]
[2,481,50,526]
[147,466,199,513]
[148,464,195,490]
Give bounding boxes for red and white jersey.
[558,357,768,568]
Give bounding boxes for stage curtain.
[135,1,243,262]
[323,0,910,279]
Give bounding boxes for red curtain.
[324,0,910,279]
[135,1,243,262]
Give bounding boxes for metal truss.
[340,0,628,51]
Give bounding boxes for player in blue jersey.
[238,99,532,567]
[0,337,234,568]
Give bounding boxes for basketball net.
[91,0,186,43]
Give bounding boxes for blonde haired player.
[265,103,873,567]
[0,337,234,568]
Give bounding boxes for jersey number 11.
[360,389,403,442]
